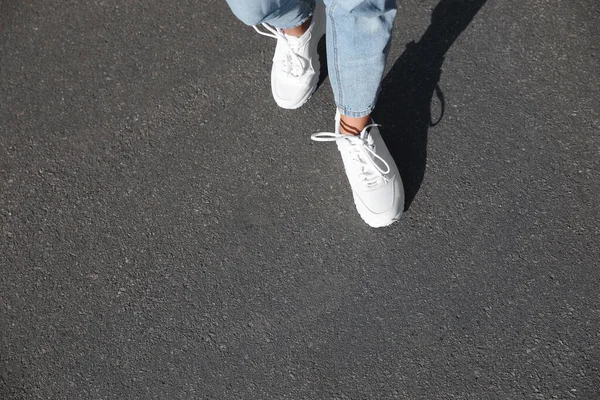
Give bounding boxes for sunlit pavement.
[1,0,599,398]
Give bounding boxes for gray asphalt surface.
[1,0,599,398]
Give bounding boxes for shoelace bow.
[311,124,391,187]
[253,23,306,77]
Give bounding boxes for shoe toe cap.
[353,177,405,227]
[272,79,314,108]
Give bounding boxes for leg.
[323,0,397,133]
[311,0,404,227]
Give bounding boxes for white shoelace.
[253,23,306,77]
[311,124,391,188]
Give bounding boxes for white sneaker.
[253,1,326,109]
[311,111,405,227]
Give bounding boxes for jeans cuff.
[337,103,376,118]
[271,0,315,29]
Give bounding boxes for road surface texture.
[1,0,599,398]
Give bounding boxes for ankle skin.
[283,16,312,37]
[340,114,371,135]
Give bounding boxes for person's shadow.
[374,0,488,211]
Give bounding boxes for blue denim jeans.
[225,0,397,117]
